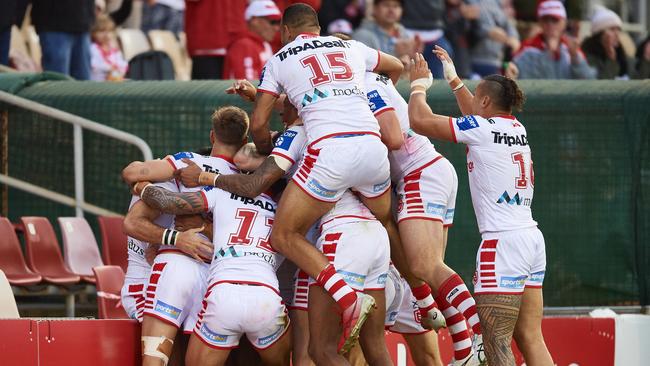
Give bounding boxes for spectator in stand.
[581,6,633,79]
[470,0,520,77]
[401,0,452,78]
[445,0,481,78]
[636,37,650,79]
[0,0,16,66]
[319,0,364,33]
[185,0,247,79]
[141,0,184,35]
[327,18,354,36]
[90,14,128,81]
[223,0,281,81]
[31,0,95,80]
[352,0,417,62]
[512,1,595,79]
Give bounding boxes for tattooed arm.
[214,156,286,198]
[122,159,176,185]
[140,185,208,215]
[123,200,165,244]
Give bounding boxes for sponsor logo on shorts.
[275,130,298,150]
[426,203,445,217]
[154,300,182,320]
[455,116,479,131]
[199,323,229,344]
[388,311,398,322]
[377,273,388,285]
[500,275,527,289]
[301,88,329,107]
[367,90,387,113]
[496,191,531,206]
[306,178,337,198]
[257,325,285,347]
[127,239,144,256]
[445,208,455,222]
[373,177,391,193]
[337,270,366,288]
[529,271,545,283]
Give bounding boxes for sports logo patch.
[274,130,298,150]
[377,273,388,285]
[199,323,229,344]
[426,203,445,217]
[172,151,194,160]
[529,271,545,283]
[455,115,479,131]
[337,270,366,288]
[499,275,527,289]
[257,325,285,347]
[154,300,182,320]
[444,208,455,222]
[367,90,387,113]
[373,177,391,193]
[306,178,337,198]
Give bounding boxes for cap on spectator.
[537,1,566,20]
[327,19,353,35]
[245,0,282,21]
[590,6,622,34]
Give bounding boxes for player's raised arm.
[433,45,474,116]
[251,90,278,155]
[407,53,455,142]
[134,182,208,215]
[374,51,404,86]
[121,159,175,186]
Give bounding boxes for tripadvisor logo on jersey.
[276,39,350,61]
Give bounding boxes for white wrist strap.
[452,83,465,92]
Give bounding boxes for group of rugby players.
[119,4,553,366]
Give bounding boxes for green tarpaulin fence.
[1,73,648,307]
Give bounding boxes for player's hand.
[433,45,458,84]
[176,226,214,263]
[409,53,433,91]
[178,158,202,187]
[225,79,256,102]
[504,62,519,79]
[145,244,160,265]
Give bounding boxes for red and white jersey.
[201,187,282,289]
[449,115,537,233]
[258,34,382,144]
[270,124,308,179]
[364,72,441,179]
[162,151,240,252]
[125,180,176,279]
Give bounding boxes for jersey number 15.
[300,52,353,87]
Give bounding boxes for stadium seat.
[20,217,80,285]
[0,270,20,318]
[58,217,105,283]
[126,50,175,80]
[148,30,191,80]
[0,218,42,286]
[92,265,128,319]
[117,28,151,61]
[97,216,128,273]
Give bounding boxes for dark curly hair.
[482,74,526,112]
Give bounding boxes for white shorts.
[395,156,457,226]
[292,134,391,202]
[194,282,290,350]
[473,227,546,294]
[122,278,147,322]
[384,265,429,334]
[309,220,390,291]
[143,252,209,332]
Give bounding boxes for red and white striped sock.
[436,293,472,360]
[316,264,357,311]
[411,282,437,317]
[438,273,481,335]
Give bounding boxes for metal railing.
[0,90,153,217]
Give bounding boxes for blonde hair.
[92,14,116,34]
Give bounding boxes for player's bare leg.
[257,324,293,366]
[398,219,450,287]
[512,288,553,366]
[272,182,375,351]
[141,317,179,366]
[290,309,315,366]
[185,333,230,366]
[475,293,522,366]
[307,285,349,366]
[168,333,188,366]
[357,289,392,366]
[403,332,444,366]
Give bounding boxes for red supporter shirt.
[185,0,247,57]
[223,30,273,80]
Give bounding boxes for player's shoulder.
[274,125,306,150]
[365,72,392,87]
[453,115,488,132]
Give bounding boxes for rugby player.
[408,48,553,366]
[249,4,404,350]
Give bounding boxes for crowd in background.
[1,0,649,82]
